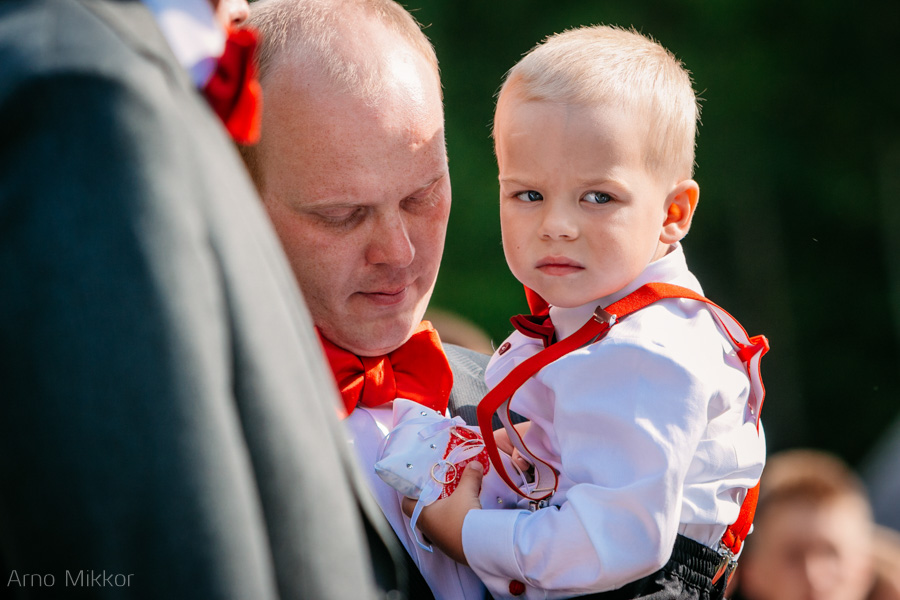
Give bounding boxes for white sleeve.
[463,313,737,598]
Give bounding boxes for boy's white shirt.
[344,404,488,600]
[463,243,766,599]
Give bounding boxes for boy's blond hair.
[248,0,439,99]
[496,25,700,180]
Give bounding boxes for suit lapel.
[79,0,195,93]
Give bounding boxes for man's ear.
[660,179,699,244]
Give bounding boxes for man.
[242,1,491,597]
[0,0,398,598]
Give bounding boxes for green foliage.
[404,0,900,465]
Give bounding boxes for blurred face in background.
[212,0,250,28]
[739,496,875,600]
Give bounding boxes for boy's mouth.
[536,256,584,275]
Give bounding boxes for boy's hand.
[494,422,533,473]
[401,462,484,565]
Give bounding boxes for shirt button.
[509,580,526,596]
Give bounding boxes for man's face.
[739,497,875,600]
[255,48,450,356]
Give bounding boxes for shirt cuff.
[462,508,530,596]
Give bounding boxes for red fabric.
[722,482,760,554]
[524,286,550,316]
[202,27,263,145]
[319,321,453,418]
[738,336,770,363]
[509,313,555,348]
[439,427,491,499]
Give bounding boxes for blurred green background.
[402,0,900,467]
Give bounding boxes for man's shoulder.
[444,344,489,426]
[444,343,490,378]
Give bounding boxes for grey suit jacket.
[445,344,490,426]
[0,1,401,598]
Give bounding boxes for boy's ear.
[660,179,700,244]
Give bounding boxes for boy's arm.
[401,463,486,564]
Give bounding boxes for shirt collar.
[142,0,225,88]
[549,243,704,340]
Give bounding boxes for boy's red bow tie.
[509,313,556,349]
[508,286,554,348]
[318,321,453,418]
[202,26,262,145]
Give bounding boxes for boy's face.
[495,88,690,308]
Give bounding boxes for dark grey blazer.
[0,1,400,598]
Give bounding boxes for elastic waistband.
[666,534,722,587]
[573,534,724,600]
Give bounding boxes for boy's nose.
[538,201,578,240]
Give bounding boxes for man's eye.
[583,192,612,204]
[314,207,363,225]
[515,190,543,202]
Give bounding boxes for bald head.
[248,0,439,101]
[242,0,450,356]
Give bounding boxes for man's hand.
[401,462,484,565]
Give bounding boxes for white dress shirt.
[345,404,488,600]
[462,244,766,599]
[143,0,224,87]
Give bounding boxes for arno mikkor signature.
[6,569,134,589]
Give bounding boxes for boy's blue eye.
[584,192,612,204]
[516,190,543,202]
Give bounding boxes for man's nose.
[538,200,578,240]
[365,210,415,267]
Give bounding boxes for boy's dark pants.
[573,535,727,600]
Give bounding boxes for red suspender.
[477,282,769,553]
[722,482,759,555]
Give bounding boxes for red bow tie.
[318,321,454,418]
[203,26,263,145]
[509,285,555,349]
[510,312,556,349]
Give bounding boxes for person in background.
[732,449,900,600]
[215,0,250,27]
[0,0,398,598]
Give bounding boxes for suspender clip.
[711,541,737,590]
[592,307,617,326]
[528,498,551,512]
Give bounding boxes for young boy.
[393,25,767,599]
